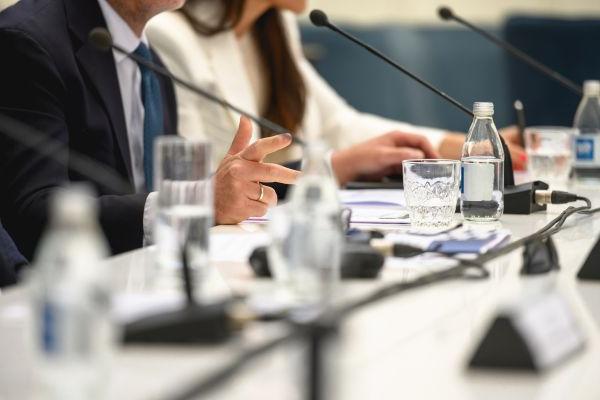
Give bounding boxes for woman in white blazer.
[147,0,525,182]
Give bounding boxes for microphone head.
[309,9,329,27]
[437,6,454,21]
[513,99,524,111]
[88,27,113,52]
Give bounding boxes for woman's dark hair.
[180,0,306,137]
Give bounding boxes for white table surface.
[1,183,600,400]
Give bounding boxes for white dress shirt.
[98,0,147,192]
[98,0,157,244]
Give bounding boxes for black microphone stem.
[108,42,304,145]
[441,8,582,96]
[319,21,474,118]
[514,100,526,145]
[181,238,196,306]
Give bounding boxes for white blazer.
[147,6,445,167]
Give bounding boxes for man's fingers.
[240,133,293,162]
[242,181,277,206]
[387,132,439,159]
[229,160,300,184]
[227,116,253,155]
[243,199,269,218]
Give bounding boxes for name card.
[469,290,585,371]
[578,235,600,281]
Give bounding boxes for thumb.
[227,116,253,155]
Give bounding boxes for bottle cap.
[583,80,600,96]
[51,185,97,227]
[473,102,494,117]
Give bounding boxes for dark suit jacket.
[0,0,178,260]
[0,224,27,287]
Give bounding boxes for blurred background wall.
[299,1,600,131]
[306,0,600,25]
[1,0,598,132]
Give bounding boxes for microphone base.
[122,301,233,345]
[249,243,384,280]
[504,181,548,215]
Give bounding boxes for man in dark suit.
[0,0,299,260]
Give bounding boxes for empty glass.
[525,126,575,185]
[153,137,212,292]
[402,159,461,229]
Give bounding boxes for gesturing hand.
[331,131,439,184]
[214,117,300,224]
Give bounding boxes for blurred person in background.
[148,0,527,183]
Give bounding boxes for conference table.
[1,181,600,400]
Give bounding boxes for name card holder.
[469,290,585,371]
[578,235,600,281]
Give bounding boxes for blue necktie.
[134,43,164,191]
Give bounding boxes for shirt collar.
[97,0,148,63]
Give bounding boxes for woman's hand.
[499,125,527,171]
[331,131,439,185]
[439,127,527,171]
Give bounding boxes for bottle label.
[42,302,58,354]
[462,162,494,201]
[574,134,600,167]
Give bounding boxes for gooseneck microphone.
[88,28,303,143]
[310,9,567,209]
[309,10,474,118]
[437,6,583,96]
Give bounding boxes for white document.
[339,189,406,207]
[349,207,410,224]
[246,190,408,225]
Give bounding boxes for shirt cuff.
[143,191,158,246]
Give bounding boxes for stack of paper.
[246,189,410,225]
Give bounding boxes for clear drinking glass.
[402,159,461,229]
[525,126,575,185]
[267,141,343,308]
[154,137,213,291]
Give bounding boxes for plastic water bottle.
[460,102,504,222]
[573,80,600,181]
[30,186,114,400]
[269,141,343,306]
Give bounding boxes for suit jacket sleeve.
[0,28,146,259]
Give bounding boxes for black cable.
[163,195,599,400]
[333,259,486,321]
[166,330,301,400]
[161,259,487,400]
[476,196,598,264]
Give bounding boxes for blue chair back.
[301,23,513,132]
[504,16,600,127]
